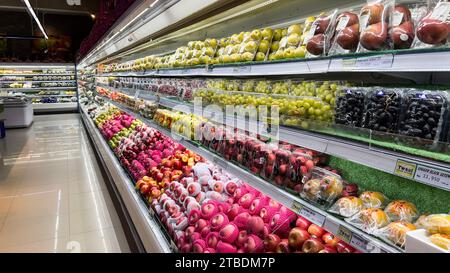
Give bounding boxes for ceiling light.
[90,13,96,20]
[23,0,48,39]
[150,0,160,8]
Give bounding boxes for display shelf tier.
[1,87,77,91]
[104,98,401,253]
[80,106,174,253]
[0,80,76,83]
[33,102,78,113]
[0,73,75,77]
[95,50,450,77]
[156,96,450,192]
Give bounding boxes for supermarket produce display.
[0,64,78,113]
[76,0,450,253]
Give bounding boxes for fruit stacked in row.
[271,23,308,60]
[334,87,449,142]
[151,161,356,253]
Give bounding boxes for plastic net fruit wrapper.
[414,214,450,235]
[429,233,450,250]
[345,207,390,234]
[384,200,420,222]
[359,191,390,209]
[328,196,364,217]
[374,220,417,248]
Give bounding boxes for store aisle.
[0,114,130,253]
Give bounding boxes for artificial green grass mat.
[317,128,450,164]
[329,156,450,214]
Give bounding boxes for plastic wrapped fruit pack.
[363,88,402,133]
[375,220,417,247]
[358,0,395,52]
[329,9,361,55]
[391,2,428,50]
[304,9,339,57]
[273,23,306,60]
[384,200,419,222]
[415,214,450,235]
[413,0,450,48]
[329,196,364,217]
[399,90,449,141]
[346,208,390,234]
[335,87,367,127]
[301,167,344,208]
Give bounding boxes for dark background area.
[0,0,100,63]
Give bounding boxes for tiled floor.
[0,114,130,253]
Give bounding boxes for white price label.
[350,233,368,252]
[414,165,450,190]
[392,11,404,26]
[299,207,326,226]
[336,16,350,31]
[232,66,251,74]
[431,2,450,22]
[359,14,369,32]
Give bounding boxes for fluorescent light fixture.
[150,0,160,7]
[120,8,149,32]
[23,0,48,39]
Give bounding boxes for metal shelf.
[33,102,78,112]
[95,50,450,78]
[105,98,400,253]
[80,107,173,253]
[0,73,75,77]
[1,87,77,91]
[0,80,75,84]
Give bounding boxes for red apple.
[275,239,290,253]
[416,18,450,45]
[360,22,388,50]
[319,245,337,253]
[244,234,264,253]
[264,234,281,252]
[361,3,384,25]
[140,184,150,195]
[336,240,355,253]
[195,219,208,232]
[314,16,331,34]
[337,11,359,27]
[306,34,325,56]
[248,216,265,235]
[206,232,219,248]
[322,232,340,247]
[288,227,311,250]
[201,202,218,220]
[210,212,229,231]
[296,216,311,230]
[336,23,360,50]
[236,230,248,248]
[219,223,239,244]
[308,224,325,238]
[392,21,414,49]
[302,238,325,253]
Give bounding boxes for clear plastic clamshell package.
[335,87,368,127]
[362,87,403,134]
[300,167,344,209]
[398,89,449,142]
[413,0,450,48]
[375,220,417,248]
[358,0,395,52]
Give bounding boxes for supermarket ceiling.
[0,0,100,62]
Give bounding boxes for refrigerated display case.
[0,63,78,113]
[76,0,450,253]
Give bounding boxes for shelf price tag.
[414,164,450,190]
[350,233,372,252]
[336,225,352,244]
[330,54,394,71]
[290,200,304,214]
[232,66,251,74]
[299,206,326,226]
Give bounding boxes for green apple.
[271,41,280,52]
[255,52,266,61]
[287,34,301,47]
[273,29,283,41]
[294,46,306,58]
[244,41,258,53]
[288,24,302,35]
[250,29,262,41]
[261,28,274,40]
[258,40,270,53]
